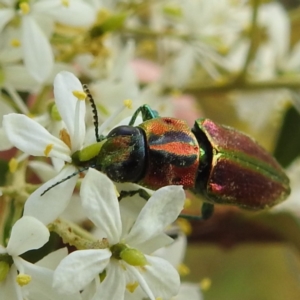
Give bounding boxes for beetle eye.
[107,125,139,137]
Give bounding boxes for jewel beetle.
[44,88,291,219]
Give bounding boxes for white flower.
[0,216,49,299]
[21,248,82,300]
[150,0,249,86]
[174,283,203,300]
[0,0,96,82]
[272,158,300,216]
[53,168,185,300]
[227,2,290,79]
[88,41,139,120]
[2,71,86,225]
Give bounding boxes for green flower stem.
[49,218,109,250]
[237,0,261,82]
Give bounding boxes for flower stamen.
[200,277,212,291]
[97,100,133,135]
[126,281,139,293]
[44,144,54,156]
[9,158,18,173]
[19,2,30,15]
[72,90,87,100]
[16,273,31,286]
[177,263,190,276]
[123,99,132,109]
[10,39,21,47]
[59,129,71,149]
[61,0,69,7]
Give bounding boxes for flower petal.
[2,114,71,161]
[4,64,38,92]
[125,186,185,246]
[36,247,68,270]
[53,249,111,294]
[0,265,21,300]
[0,127,13,151]
[80,169,122,244]
[176,283,203,300]
[128,255,180,300]
[92,261,125,300]
[21,15,54,82]
[6,216,49,256]
[125,264,155,300]
[23,165,78,225]
[54,71,86,151]
[153,233,187,267]
[133,233,174,255]
[0,9,14,32]
[28,161,58,182]
[20,258,81,300]
[33,0,96,27]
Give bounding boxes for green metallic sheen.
[192,119,290,210]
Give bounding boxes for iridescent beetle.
[43,86,290,219]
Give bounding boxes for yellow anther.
[19,2,30,15]
[171,89,182,97]
[16,274,31,286]
[184,198,192,209]
[44,144,54,157]
[156,298,163,300]
[218,45,229,55]
[9,158,18,173]
[123,99,132,109]
[126,281,139,293]
[177,263,190,276]
[10,39,21,47]
[61,0,69,7]
[72,90,87,100]
[59,128,71,149]
[177,218,192,236]
[27,113,35,118]
[200,277,212,291]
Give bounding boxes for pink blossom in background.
[131,59,162,83]
[173,94,203,127]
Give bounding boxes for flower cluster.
[0,71,193,299]
[0,1,299,299]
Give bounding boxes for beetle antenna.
[40,166,92,196]
[83,84,100,142]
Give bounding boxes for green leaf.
[274,106,300,167]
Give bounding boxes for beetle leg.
[128,104,159,126]
[118,188,151,201]
[201,202,214,219]
[179,203,214,220]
